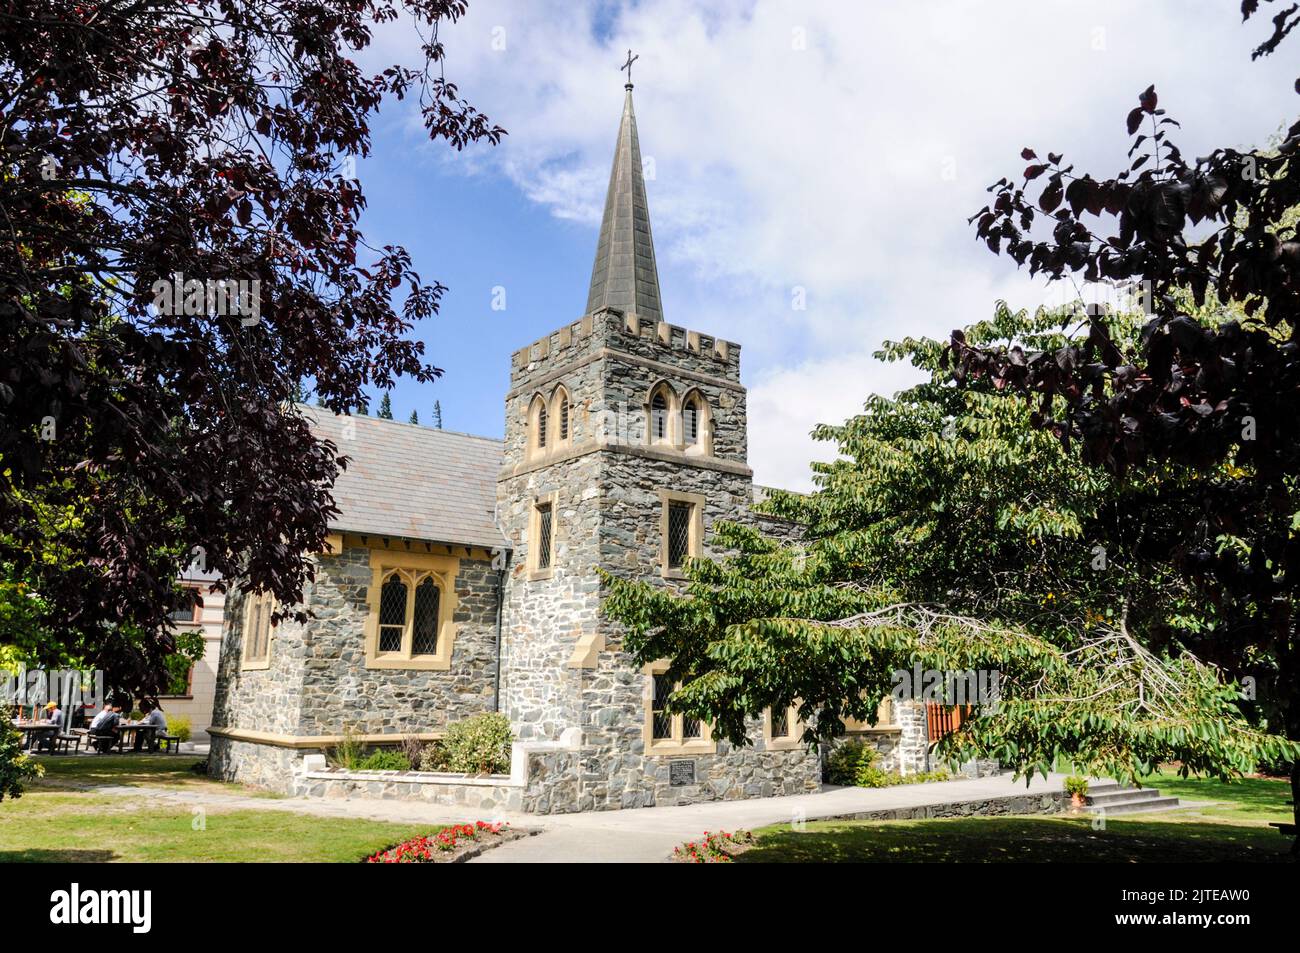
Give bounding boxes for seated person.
[34,701,63,752]
[87,701,123,753]
[135,700,168,751]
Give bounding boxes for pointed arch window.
[551,385,571,446]
[647,383,677,445]
[366,556,458,670]
[527,393,549,460]
[537,402,548,449]
[683,397,699,445]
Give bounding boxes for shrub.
[166,716,192,743]
[443,712,513,775]
[399,734,425,768]
[418,742,450,772]
[1,719,43,801]
[825,739,949,787]
[1064,775,1090,797]
[673,830,754,863]
[328,726,367,770]
[356,750,412,771]
[825,739,876,786]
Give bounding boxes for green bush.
[166,715,192,743]
[1,719,42,802]
[328,727,367,770]
[444,712,513,775]
[825,739,877,786]
[355,750,412,771]
[1064,775,1090,797]
[418,742,450,772]
[825,739,950,788]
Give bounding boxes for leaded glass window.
[667,501,692,569]
[536,502,553,570]
[378,573,406,653]
[771,706,790,739]
[652,674,673,740]
[411,577,440,656]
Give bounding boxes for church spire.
[585,55,663,323]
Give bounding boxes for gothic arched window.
[552,386,571,445]
[378,573,408,653]
[683,396,700,445]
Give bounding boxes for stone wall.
[297,545,500,736]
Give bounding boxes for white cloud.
[371,0,1298,489]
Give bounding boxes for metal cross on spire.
[620,49,638,88]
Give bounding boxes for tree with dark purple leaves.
[0,0,503,694]
[950,1,1300,842]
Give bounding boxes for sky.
[350,0,1297,490]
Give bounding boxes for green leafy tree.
[0,719,42,802]
[603,303,1299,784]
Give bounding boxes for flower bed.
[364,821,524,863]
[672,829,754,863]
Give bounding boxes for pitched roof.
[584,84,664,323]
[304,408,507,550]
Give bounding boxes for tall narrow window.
[651,392,668,441]
[652,674,673,740]
[667,501,692,569]
[537,402,548,448]
[378,573,407,653]
[771,706,790,738]
[558,394,569,441]
[242,590,274,669]
[411,577,441,656]
[536,502,553,570]
[683,398,699,445]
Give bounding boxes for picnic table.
[113,723,159,753]
[12,721,61,751]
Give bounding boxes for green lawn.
[0,792,437,862]
[739,770,1295,863]
[1136,769,1293,824]
[0,754,449,862]
[738,815,1293,863]
[30,754,235,790]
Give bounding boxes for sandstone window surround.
[362,550,460,671]
[644,380,713,456]
[680,388,713,456]
[764,703,803,751]
[643,661,715,756]
[525,386,573,462]
[658,489,704,579]
[842,696,899,731]
[240,590,275,671]
[528,491,559,581]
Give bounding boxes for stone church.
[209,80,927,813]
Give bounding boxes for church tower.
[496,73,820,810]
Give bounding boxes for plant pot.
[1070,792,1087,810]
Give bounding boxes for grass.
[1135,769,1292,824]
[1,754,457,862]
[31,754,225,790]
[738,815,1293,863]
[0,792,440,862]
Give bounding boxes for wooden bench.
[1269,822,1296,836]
[156,733,182,753]
[54,730,84,755]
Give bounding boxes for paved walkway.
[84,771,1067,863]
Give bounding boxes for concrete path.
[75,771,1068,863]
[470,772,1068,863]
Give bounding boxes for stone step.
[1086,787,1165,806]
[1087,795,1182,816]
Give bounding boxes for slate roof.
[304,408,507,550]
[585,84,664,323]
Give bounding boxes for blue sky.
[351,0,1299,489]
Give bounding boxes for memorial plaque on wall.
[669,759,696,786]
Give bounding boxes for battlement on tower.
[510,307,741,387]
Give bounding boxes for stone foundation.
[209,735,312,795]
